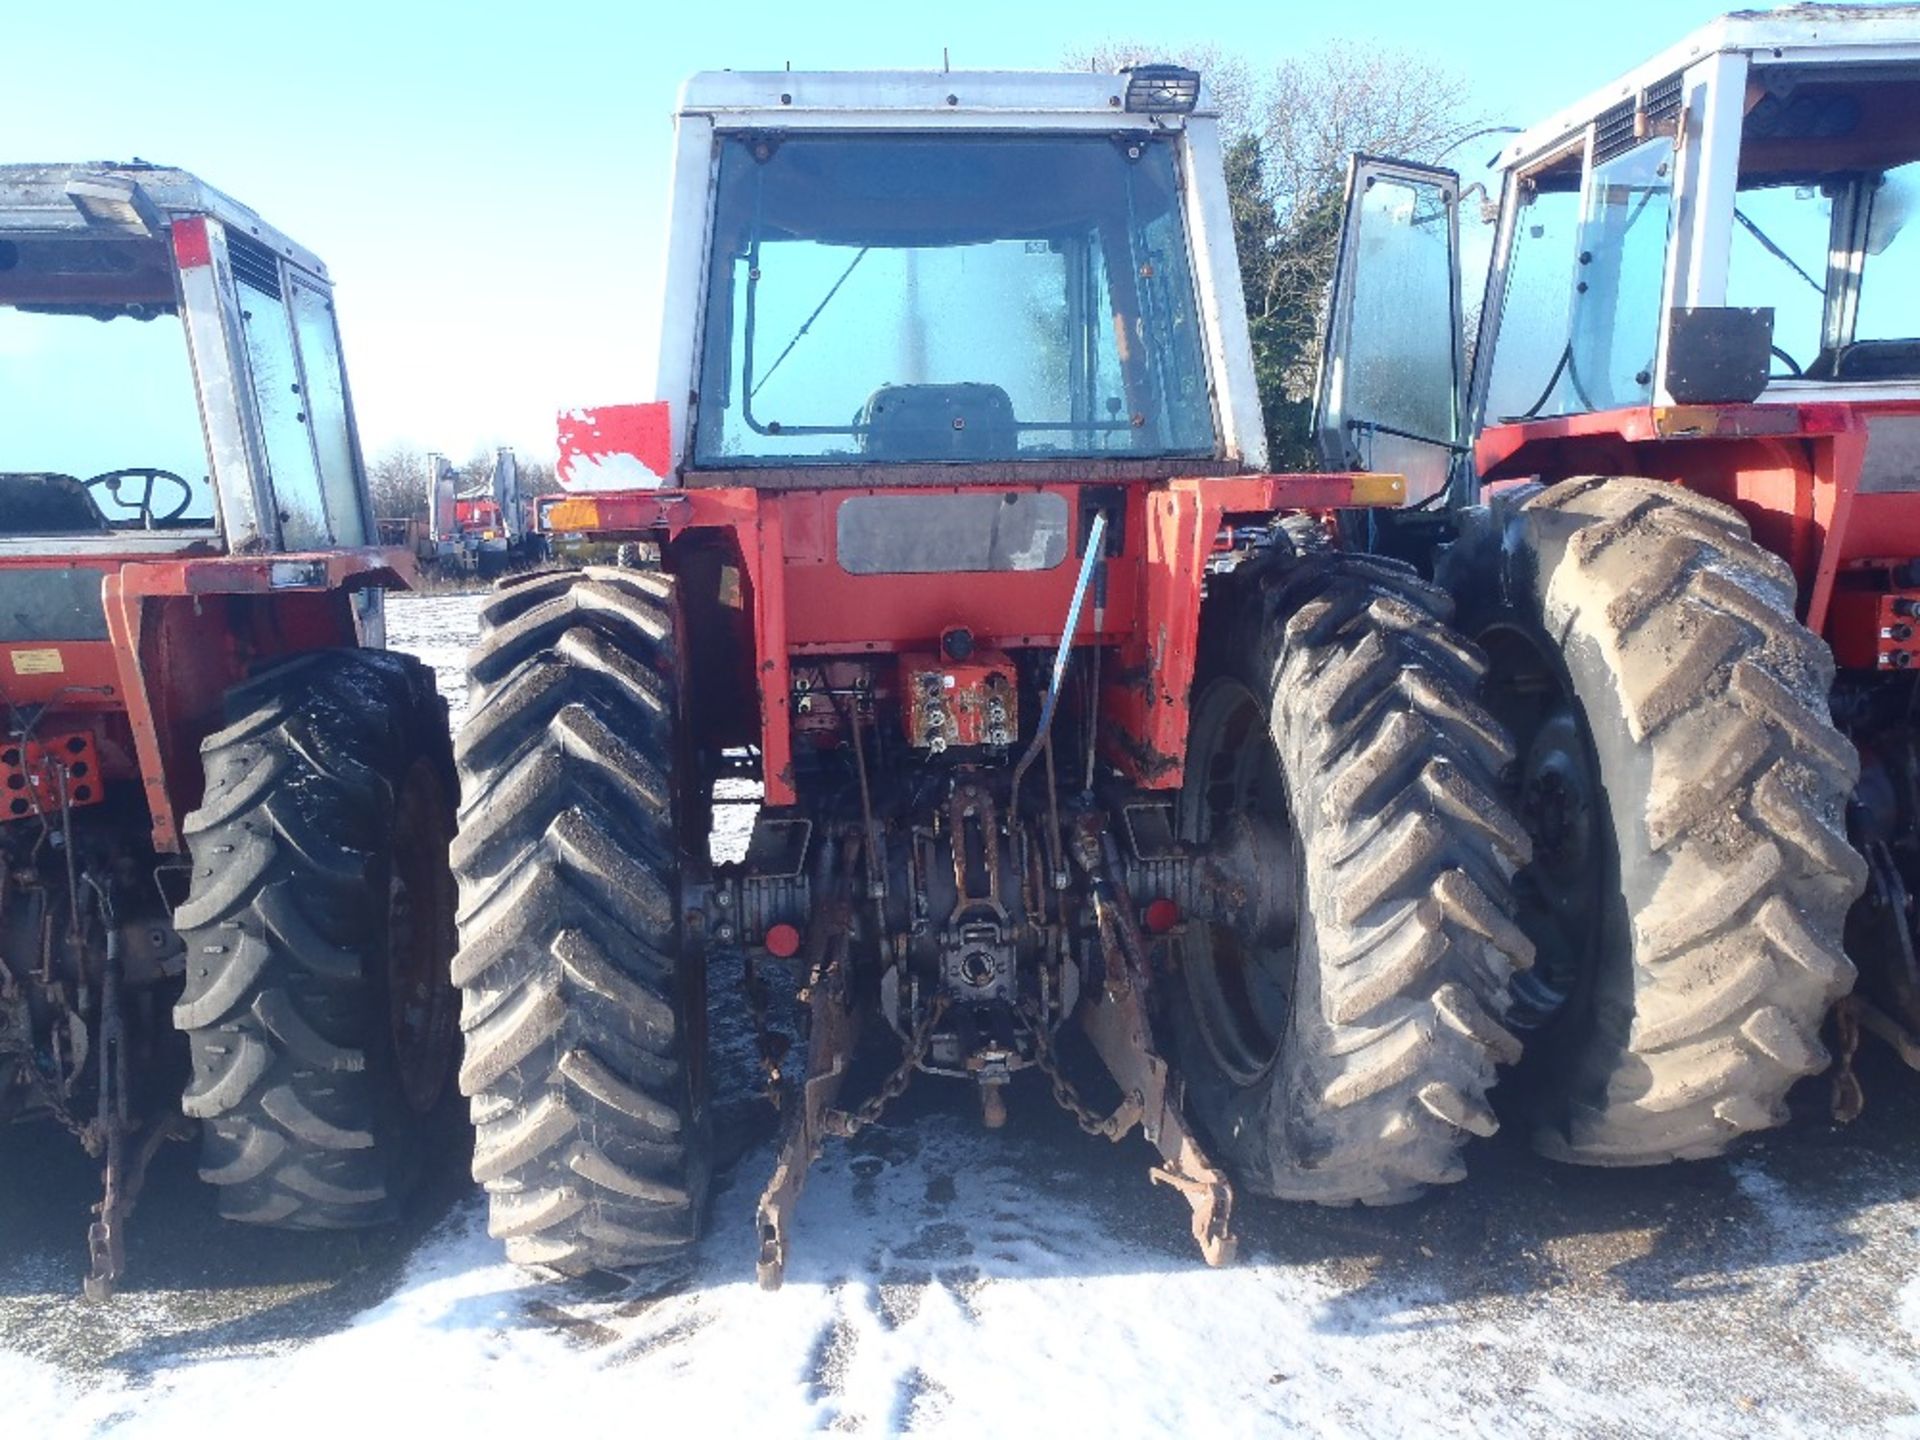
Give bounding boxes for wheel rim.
[1177,678,1301,1086]
[1477,620,1606,1031]
[388,762,459,1113]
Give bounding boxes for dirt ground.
[4,591,1915,1438]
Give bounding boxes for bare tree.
[1069,42,1484,465]
[1247,45,1484,459]
[459,446,499,493]
[366,443,428,521]
[519,460,561,497]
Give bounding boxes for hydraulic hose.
[1008,509,1108,844]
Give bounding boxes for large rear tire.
[174,649,460,1226]
[1447,476,1863,1163]
[1166,534,1533,1204]
[450,566,709,1277]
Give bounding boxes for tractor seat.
[0,474,110,534]
[1832,340,1920,382]
[859,383,1018,461]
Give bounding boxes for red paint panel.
[546,473,1386,801]
[171,216,212,271]
[781,492,830,565]
[1477,403,1857,479]
[0,641,123,708]
[557,403,673,489]
[777,486,1144,653]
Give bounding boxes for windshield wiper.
[749,247,870,401]
[1734,208,1825,296]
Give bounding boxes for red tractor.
[456,68,1534,1283]
[425,448,532,578]
[0,164,459,1295]
[1314,7,1920,1162]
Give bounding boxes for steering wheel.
[82,468,196,527]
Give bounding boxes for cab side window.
[290,278,367,545]
[230,233,368,548]
[1481,170,1582,422]
[232,233,330,548]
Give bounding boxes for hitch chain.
[741,955,787,1111]
[827,995,948,1139]
[1018,1001,1143,1141]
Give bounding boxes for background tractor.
[1314,5,1920,1164]
[453,67,1535,1284]
[425,447,535,578]
[0,164,459,1296]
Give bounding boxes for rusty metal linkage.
[754,906,858,1291]
[1037,815,1238,1268]
[741,953,789,1111]
[84,1114,192,1303]
[1831,839,1920,1123]
[1833,991,1920,1127]
[1076,915,1238,1268]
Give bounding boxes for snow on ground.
[3,590,1918,1439]
[7,1094,1920,1439]
[383,587,487,727]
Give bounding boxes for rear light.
[544,497,601,531]
[1350,473,1407,506]
[171,216,213,271]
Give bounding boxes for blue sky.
[13,0,1762,461]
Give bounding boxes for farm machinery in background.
[428,448,540,577]
[0,163,459,1296]
[382,447,543,578]
[457,66,1534,1285]
[1316,4,1920,1157]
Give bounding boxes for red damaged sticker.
[556,402,672,491]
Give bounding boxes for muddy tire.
[174,649,460,1226]
[1448,476,1862,1163]
[450,566,708,1277]
[1167,534,1533,1204]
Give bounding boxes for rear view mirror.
[1313,155,1465,504]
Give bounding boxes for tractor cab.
[423,446,526,576]
[1318,6,1920,508]
[638,67,1268,487]
[0,164,375,556]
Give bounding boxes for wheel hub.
[1175,679,1303,1086]
[1489,648,1612,1029]
[1522,740,1594,880]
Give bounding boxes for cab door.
[1312,155,1465,504]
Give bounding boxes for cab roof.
[675,68,1219,127]
[0,162,327,279]
[1497,5,1920,172]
